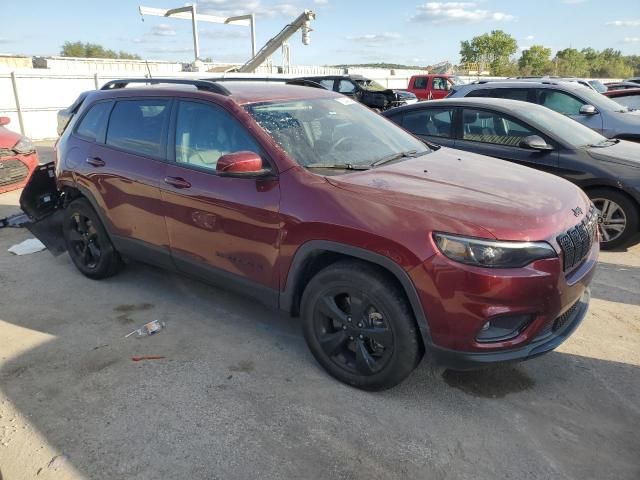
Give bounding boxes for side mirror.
[0,116,10,126]
[579,104,597,115]
[216,151,266,176]
[520,135,554,151]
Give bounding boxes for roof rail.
[201,76,327,89]
[100,78,231,96]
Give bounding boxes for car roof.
[463,79,587,90]
[383,97,553,115]
[90,80,340,105]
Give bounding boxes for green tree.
[61,41,141,60]
[518,45,552,75]
[553,48,589,77]
[459,30,518,75]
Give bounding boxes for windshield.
[354,79,386,91]
[574,84,630,112]
[588,80,608,93]
[515,104,607,148]
[247,97,430,169]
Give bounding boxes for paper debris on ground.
[8,238,46,255]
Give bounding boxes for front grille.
[0,159,29,187]
[556,205,597,272]
[537,298,581,339]
[0,148,15,157]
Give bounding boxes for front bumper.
[429,289,590,370]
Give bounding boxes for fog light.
[475,315,533,343]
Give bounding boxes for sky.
[1,0,639,66]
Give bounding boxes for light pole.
[139,4,256,62]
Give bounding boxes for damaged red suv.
[21,78,598,390]
[0,117,39,194]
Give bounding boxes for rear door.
[537,88,604,133]
[161,99,281,294]
[397,107,456,147]
[454,107,559,173]
[72,97,172,267]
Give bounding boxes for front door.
[160,100,281,295]
[538,89,604,133]
[455,107,559,173]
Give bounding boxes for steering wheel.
[329,136,353,155]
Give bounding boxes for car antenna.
[145,60,152,80]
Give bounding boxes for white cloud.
[526,35,535,40]
[198,0,299,18]
[346,32,401,42]
[201,29,249,39]
[607,20,640,27]
[314,0,329,4]
[146,46,194,54]
[150,24,176,37]
[410,2,515,23]
[623,37,640,43]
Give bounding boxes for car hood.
[586,139,640,169]
[326,148,590,242]
[0,126,21,149]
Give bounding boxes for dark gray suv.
[449,80,640,142]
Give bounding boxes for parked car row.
[17,77,604,390]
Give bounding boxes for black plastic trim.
[281,240,432,344]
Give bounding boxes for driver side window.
[540,90,585,115]
[175,101,261,171]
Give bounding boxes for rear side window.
[402,108,453,138]
[413,77,427,89]
[465,89,489,98]
[75,102,112,142]
[318,79,335,90]
[491,88,530,102]
[106,99,170,157]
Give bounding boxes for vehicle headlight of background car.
[12,136,36,155]
[433,233,557,268]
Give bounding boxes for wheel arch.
[582,184,640,217]
[280,240,432,346]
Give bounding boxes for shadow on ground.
[0,247,639,479]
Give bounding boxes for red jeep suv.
[21,78,598,390]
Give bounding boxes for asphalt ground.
[0,185,639,480]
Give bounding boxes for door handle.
[164,176,191,189]
[86,157,105,167]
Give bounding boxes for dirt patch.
[113,303,154,324]
[228,360,255,373]
[442,366,535,398]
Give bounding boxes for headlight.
[13,137,35,154]
[433,233,556,268]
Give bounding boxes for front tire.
[301,260,424,391]
[589,189,639,250]
[63,198,122,279]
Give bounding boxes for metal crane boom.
[238,10,315,73]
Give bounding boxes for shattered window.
[247,97,429,169]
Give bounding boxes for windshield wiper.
[370,150,425,167]
[305,163,371,170]
[589,138,620,148]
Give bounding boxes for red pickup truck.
[404,74,459,100]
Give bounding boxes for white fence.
[0,69,623,140]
